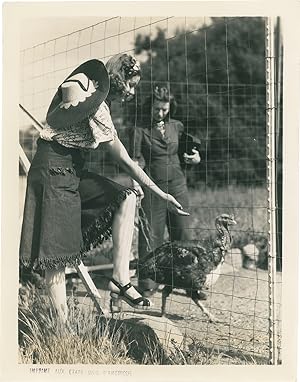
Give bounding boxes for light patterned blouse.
[40,101,118,149]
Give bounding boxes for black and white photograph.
[1,1,299,381]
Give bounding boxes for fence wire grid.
[19,16,282,365]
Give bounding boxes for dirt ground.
[70,265,282,365]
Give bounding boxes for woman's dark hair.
[105,53,141,98]
[141,83,177,125]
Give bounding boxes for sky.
[19,16,210,124]
[21,17,108,50]
[20,16,209,50]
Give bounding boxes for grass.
[18,283,263,365]
[18,284,134,364]
[188,185,268,238]
[125,334,264,365]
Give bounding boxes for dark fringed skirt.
[19,139,136,270]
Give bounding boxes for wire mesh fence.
[19,16,282,364]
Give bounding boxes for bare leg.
[109,193,146,302]
[45,267,67,324]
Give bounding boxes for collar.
[145,121,170,143]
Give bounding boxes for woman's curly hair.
[141,83,177,124]
[105,53,141,98]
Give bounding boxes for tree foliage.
[128,17,267,186]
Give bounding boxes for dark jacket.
[129,119,187,192]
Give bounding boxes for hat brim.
[46,59,110,128]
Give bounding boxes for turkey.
[137,213,237,322]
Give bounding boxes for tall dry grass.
[18,284,134,364]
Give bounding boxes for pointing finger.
[177,208,190,216]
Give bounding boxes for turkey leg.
[192,298,218,323]
[161,285,173,316]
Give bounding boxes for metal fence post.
[265,17,278,365]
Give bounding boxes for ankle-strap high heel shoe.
[109,278,151,313]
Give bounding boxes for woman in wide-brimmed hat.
[20,54,188,323]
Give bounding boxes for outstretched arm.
[102,137,189,216]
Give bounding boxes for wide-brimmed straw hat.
[46,59,110,128]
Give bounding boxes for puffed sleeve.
[128,126,145,169]
[176,120,185,135]
[88,102,118,147]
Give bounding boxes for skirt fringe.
[20,187,137,271]
[81,187,136,252]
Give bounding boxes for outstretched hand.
[164,194,190,216]
[132,181,144,207]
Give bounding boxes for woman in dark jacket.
[19,57,188,323]
[129,84,201,294]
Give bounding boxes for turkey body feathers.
[138,214,237,293]
[138,240,223,290]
